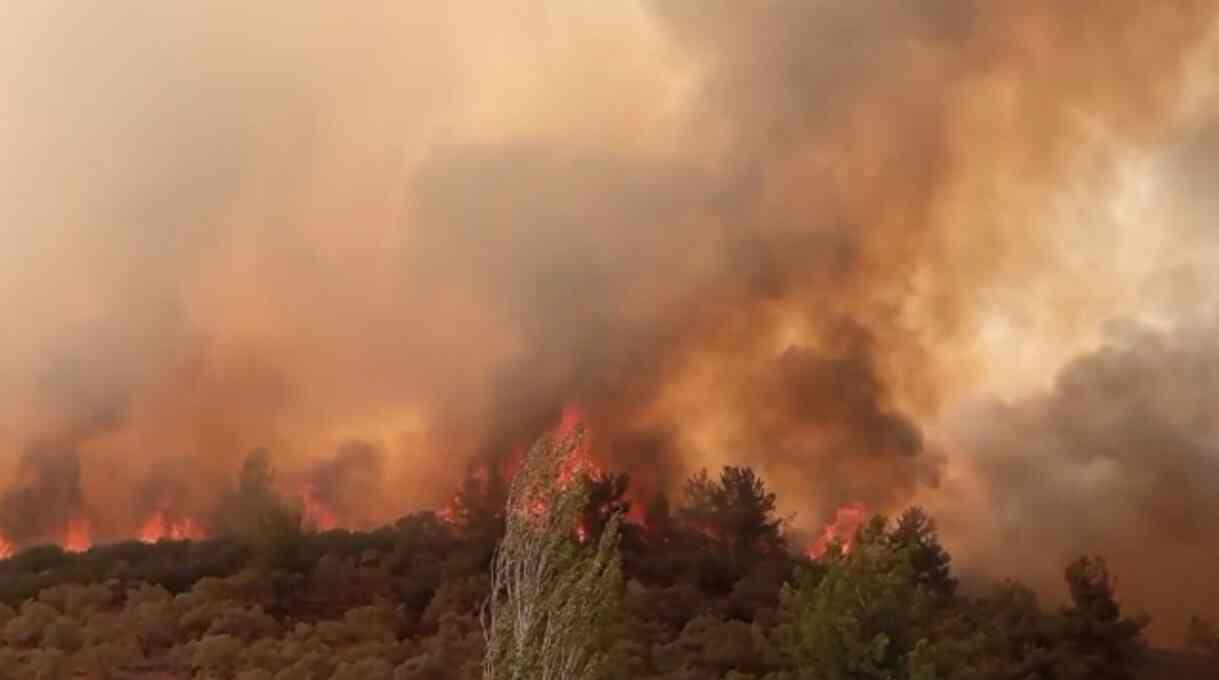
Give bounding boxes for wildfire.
[62,517,93,553]
[499,445,526,481]
[139,510,205,543]
[558,403,585,436]
[526,497,548,519]
[807,502,869,559]
[298,484,338,531]
[556,405,601,487]
[0,533,13,560]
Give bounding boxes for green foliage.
[778,516,938,679]
[888,508,955,599]
[482,428,624,680]
[772,516,1156,680]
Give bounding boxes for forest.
[0,443,1214,680]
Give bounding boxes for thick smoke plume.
[939,315,1219,642]
[2,0,1218,640]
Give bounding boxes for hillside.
[0,465,1209,679]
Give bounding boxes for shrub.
[3,601,60,646]
[41,617,83,652]
[190,634,243,674]
[332,657,395,680]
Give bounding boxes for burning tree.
[481,426,623,680]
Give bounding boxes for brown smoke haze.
[2,1,1218,640]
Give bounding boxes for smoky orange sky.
[3,1,1219,642]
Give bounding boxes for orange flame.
[298,484,338,531]
[498,444,525,481]
[0,533,13,560]
[558,403,585,436]
[62,517,92,553]
[556,405,600,487]
[139,510,205,543]
[807,502,868,559]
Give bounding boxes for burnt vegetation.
[0,454,1207,680]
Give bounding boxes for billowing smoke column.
[936,315,1219,642]
[1,0,1218,640]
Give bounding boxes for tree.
[1060,556,1148,680]
[678,467,784,572]
[225,449,307,574]
[643,492,673,542]
[580,472,631,543]
[481,427,623,680]
[777,516,940,680]
[888,508,956,599]
[447,465,510,540]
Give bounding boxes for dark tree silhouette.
[678,467,784,576]
[889,507,956,599]
[580,472,631,543]
[1062,556,1149,680]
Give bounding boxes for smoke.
[931,97,1219,641]
[0,442,88,546]
[939,315,1219,642]
[300,440,387,530]
[2,0,1219,638]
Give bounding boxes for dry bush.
[189,633,244,674]
[332,657,395,680]
[205,604,279,640]
[3,601,59,646]
[41,618,82,652]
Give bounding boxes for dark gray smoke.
[942,315,1219,642]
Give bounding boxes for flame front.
[807,502,868,559]
[139,510,205,543]
[62,517,92,553]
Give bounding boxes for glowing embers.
[807,501,868,558]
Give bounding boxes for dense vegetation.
[0,460,1211,679]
